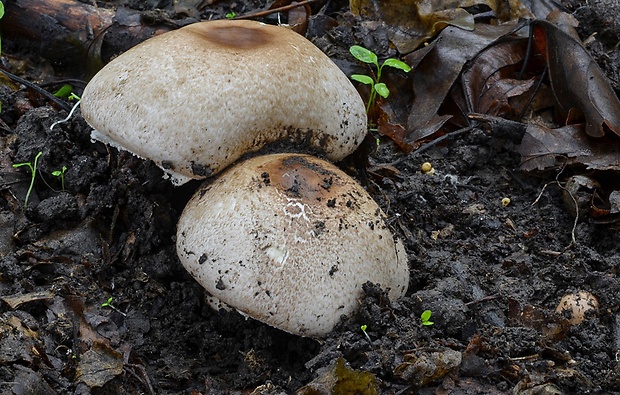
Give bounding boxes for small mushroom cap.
[176,153,409,337]
[81,20,367,185]
[555,291,599,325]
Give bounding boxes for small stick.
[233,0,319,20]
[0,69,72,112]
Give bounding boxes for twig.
[234,0,320,20]
[0,69,72,112]
[124,364,155,395]
[465,294,500,306]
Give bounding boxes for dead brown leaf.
[349,0,532,53]
[518,123,620,172]
[377,113,414,152]
[532,19,620,137]
[76,339,124,389]
[404,22,525,142]
[461,38,538,118]
[395,348,462,386]
[1,290,55,309]
[507,299,570,342]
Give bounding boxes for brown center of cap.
[262,156,342,202]
[193,25,272,50]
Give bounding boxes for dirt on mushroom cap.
[176,153,409,337]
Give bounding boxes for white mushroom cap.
[556,291,599,325]
[81,19,367,185]
[176,153,409,337]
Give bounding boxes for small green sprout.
[349,45,412,114]
[101,297,126,316]
[101,297,113,308]
[420,310,434,326]
[12,151,43,209]
[52,166,67,191]
[360,324,371,342]
[53,84,81,101]
[225,11,236,19]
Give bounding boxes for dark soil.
[1,1,619,394]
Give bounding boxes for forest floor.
[1,0,619,394]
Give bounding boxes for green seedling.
[12,151,43,209]
[53,84,81,101]
[54,84,80,100]
[349,45,412,114]
[360,324,372,342]
[52,166,67,191]
[101,297,126,316]
[53,84,72,98]
[225,11,236,19]
[420,310,434,326]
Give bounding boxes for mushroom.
[555,291,599,325]
[80,19,367,185]
[176,153,409,337]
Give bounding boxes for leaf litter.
[0,0,619,393]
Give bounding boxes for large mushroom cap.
[176,153,409,337]
[81,20,367,185]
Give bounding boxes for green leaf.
[383,58,412,73]
[351,74,374,85]
[102,297,113,307]
[53,84,73,98]
[421,309,434,325]
[52,170,62,177]
[374,83,390,98]
[350,45,378,66]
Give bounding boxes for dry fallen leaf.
[461,38,537,118]
[532,18,620,137]
[76,339,124,389]
[395,348,462,386]
[404,22,525,142]
[518,123,620,172]
[349,0,532,53]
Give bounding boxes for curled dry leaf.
[518,123,620,172]
[404,22,525,142]
[461,39,538,118]
[532,19,620,138]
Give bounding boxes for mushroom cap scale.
[81,20,367,185]
[176,153,409,337]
